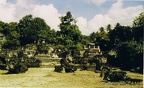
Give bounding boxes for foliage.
[117,39,143,70]
[2,22,20,49]
[27,57,42,67]
[89,32,97,43]
[92,12,143,71]
[109,23,133,48]
[59,11,83,50]
[37,44,48,54]
[8,61,28,74]
[0,21,5,32]
[75,43,83,51]
[133,12,144,27]
[45,29,57,44]
[132,12,144,43]
[94,27,110,51]
[17,15,51,45]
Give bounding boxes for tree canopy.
[17,15,51,45]
[58,11,83,50]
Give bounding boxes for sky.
[0,0,144,35]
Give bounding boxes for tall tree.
[89,32,97,43]
[133,12,144,27]
[2,22,20,49]
[17,15,50,45]
[45,29,57,44]
[0,21,5,32]
[117,41,143,69]
[106,24,112,32]
[109,23,133,49]
[59,11,82,50]
[132,12,144,43]
[95,27,110,51]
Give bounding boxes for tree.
[44,29,57,44]
[95,27,110,51]
[133,12,144,27]
[17,15,51,45]
[89,32,97,43]
[117,41,143,69]
[60,11,74,25]
[132,12,144,43]
[106,24,112,32]
[0,21,5,32]
[107,13,143,71]
[2,22,20,49]
[59,11,82,50]
[109,23,133,49]
[81,35,90,45]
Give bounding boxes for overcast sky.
[0,0,144,35]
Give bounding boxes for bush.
[64,66,77,73]
[27,57,42,67]
[8,62,28,74]
[104,71,127,82]
[54,65,63,72]
[37,44,48,54]
[117,41,143,70]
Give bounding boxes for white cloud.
[0,0,15,22]
[32,4,61,30]
[88,14,113,32]
[108,0,143,26]
[77,0,144,35]
[77,14,113,35]
[76,17,89,35]
[13,0,35,21]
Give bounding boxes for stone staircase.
[35,54,96,70]
[35,54,61,68]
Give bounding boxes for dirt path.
[0,68,143,88]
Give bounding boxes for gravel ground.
[0,68,143,88]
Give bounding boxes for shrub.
[54,65,63,72]
[64,66,77,73]
[8,62,28,74]
[27,57,42,67]
[37,44,48,54]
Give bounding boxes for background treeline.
[0,11,143,71]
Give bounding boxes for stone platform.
[35,54,61,68]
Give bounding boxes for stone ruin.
[0,44,42,73]
[54,43,108,72]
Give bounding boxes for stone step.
[36,59,61,64]
[40,64,96,68]
[41,62,60,66]
[36,57,61,59]
[36,57,61,61]
[40,65,55,68]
